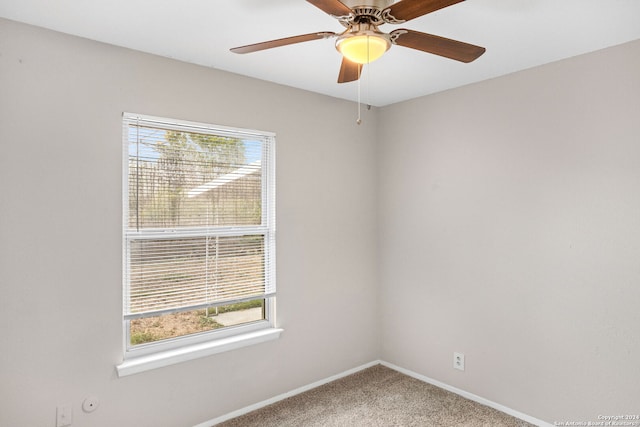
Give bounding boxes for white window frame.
[117,113,280,377]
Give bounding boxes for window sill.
[116,327,283,377]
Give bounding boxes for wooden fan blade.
[384,0,464,23]
[306,0,353,18]
[337,58,362,83]
[231,32,336,54]
[391,29,485,63]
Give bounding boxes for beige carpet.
[215,364,534,427]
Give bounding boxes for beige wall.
[0,18,379,427]
[378,39,640,422]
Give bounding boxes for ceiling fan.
[230,0,486,83]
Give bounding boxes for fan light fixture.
[336,26,391,64]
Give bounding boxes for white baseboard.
[193,360,380,427]
[379,361,553,427]
[194,359,552,427]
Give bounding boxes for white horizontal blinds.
[123,113,275,320]
[127,121,262,229]
[127,235,267,319]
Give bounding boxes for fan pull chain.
[357,77,362,125]
[356,36,372,125]
[366,41,371,110]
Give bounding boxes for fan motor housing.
[341,0,394,9]
[338,0,394,27]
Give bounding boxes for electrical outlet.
[56,405,72,427]
[453,352,465,371]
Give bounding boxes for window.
[120,113,277,372]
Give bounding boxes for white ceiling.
[2,0,640,106]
